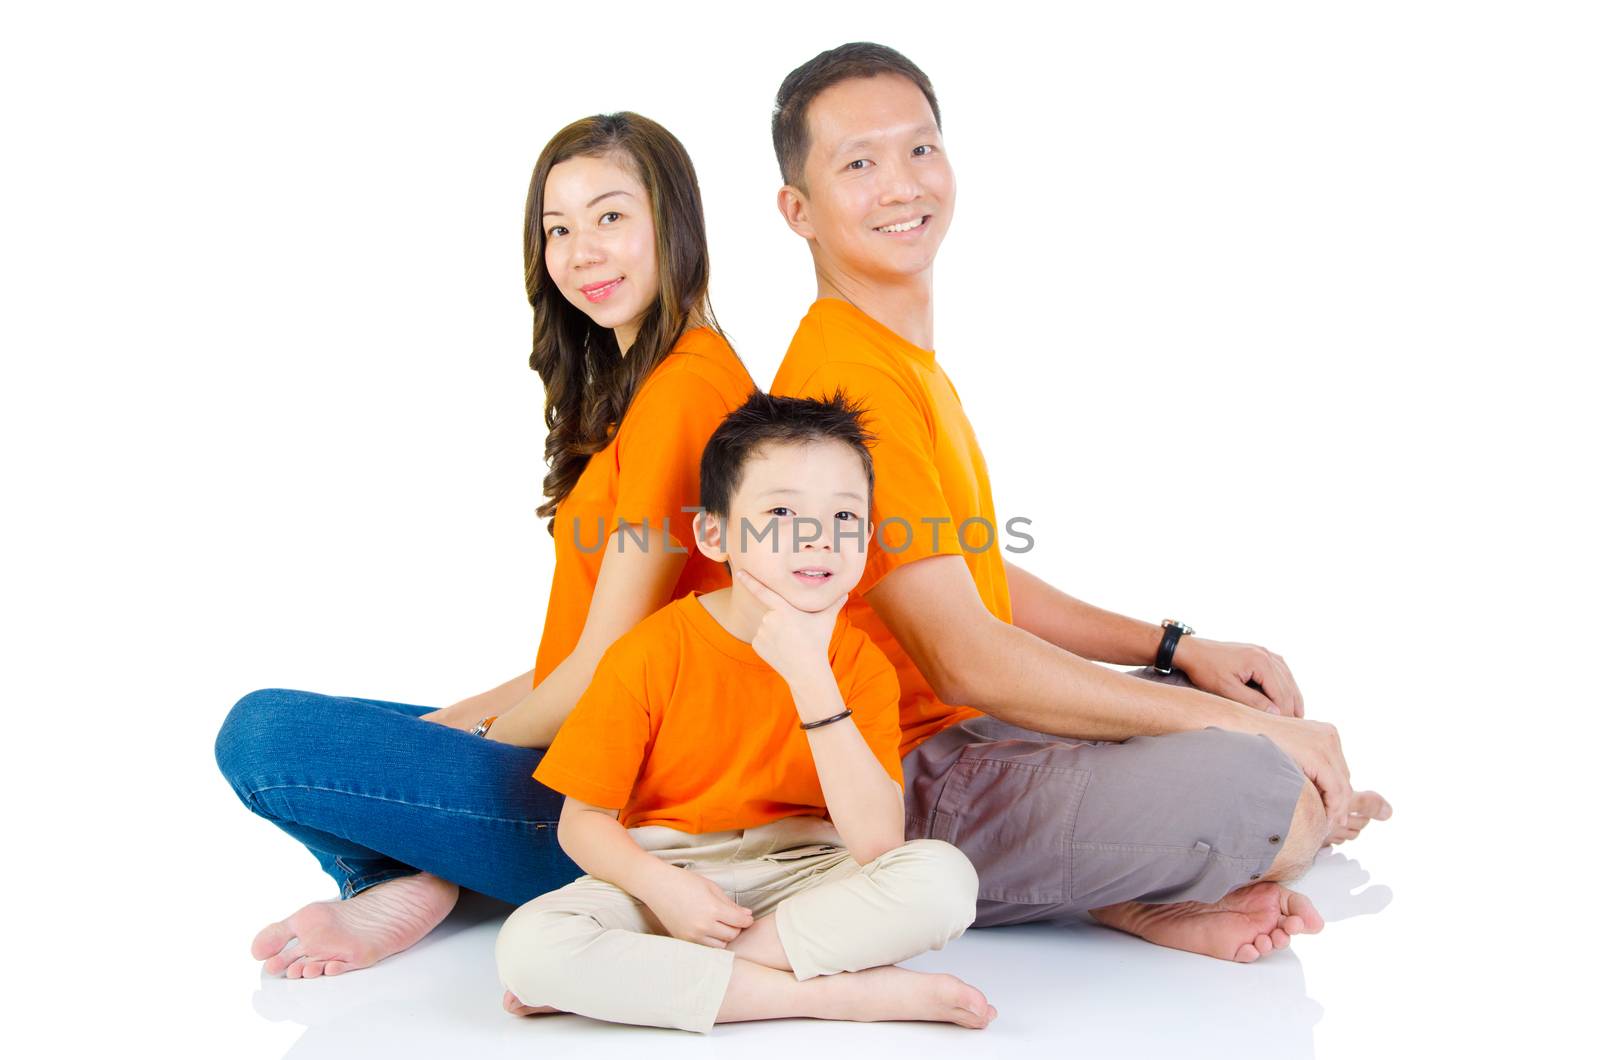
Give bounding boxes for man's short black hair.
[700,389,876,530]
[771,41,942,189]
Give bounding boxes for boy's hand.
[637,865,753,948]
[735,568,847,690]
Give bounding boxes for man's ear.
[776,183,815,240]
[693,509,730,563]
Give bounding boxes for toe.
[1270,927,1291,949]
[1283,889,1325,933]
[262,940,302,976]
[285,956,309,979]
[300,961,324,979]
[1234,943,1261,962]
[1254,932,1274,956]
[251,922,294,961]
[324,961,350,977]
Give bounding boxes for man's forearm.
[958,616,1270,742]
[788,671,904,864]
[1005,559,1165,666]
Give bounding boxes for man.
[767,42,1390,961]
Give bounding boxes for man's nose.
[877,159,919,205]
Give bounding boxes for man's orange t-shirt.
[768,299,1014,757]
[532,327,756,686]
[533,591,904,832]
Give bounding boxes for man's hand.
[636,865,753,948]
[734,569,847,691]
[1173,637,1305,717]
[418,699,484,732]
[1259,713,1353,826]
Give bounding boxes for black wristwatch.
[1154,619,1194,675]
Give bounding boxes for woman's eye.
[546,225,567,238]
[846,159,871,171]
[600,211,621,223]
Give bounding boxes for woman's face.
[541,152,660,353]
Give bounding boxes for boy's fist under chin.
[735,569,848,686]
[641,864,754,949]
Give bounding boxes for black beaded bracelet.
[799,708,854,731]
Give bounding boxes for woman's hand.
[418,699,485,732]
[636,865,753,948]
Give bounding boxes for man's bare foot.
[502,990,562,1017]
[1326,790,1392,846]
[819,966,996,1029]
[251,873,459,978]
[1090,881,1324,963]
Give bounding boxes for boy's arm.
[735,570,904,865]
[556,796,754,947]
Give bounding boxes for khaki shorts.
[901,668,1307,926]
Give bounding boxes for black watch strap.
[1154,619,1192,674]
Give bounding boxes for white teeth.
[876,216,925,233]
[796,570,830,576]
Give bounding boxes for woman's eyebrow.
[542,189,635,217]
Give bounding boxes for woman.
[214,112,756,979]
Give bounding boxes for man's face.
[703,439,873,612]
[787,74,955,281]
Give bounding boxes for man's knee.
[873,839,979,942]
[1266,779,1327,882]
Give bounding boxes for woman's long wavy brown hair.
[524,112,727,536]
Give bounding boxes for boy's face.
[699,439,873,612]
[781,73,955,283]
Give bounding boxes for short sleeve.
[793,362,962,595]
[613,364,739,551]
[841,635,904,787]
[532,644,652,809]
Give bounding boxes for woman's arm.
[486,521,687,747]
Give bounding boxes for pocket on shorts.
[929,751,1089,905]
[760,843,844,862]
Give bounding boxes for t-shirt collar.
[813,298,938,368]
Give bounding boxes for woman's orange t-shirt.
[768,299,1014,757]
[533,591,904,832]
[532,327,756,686]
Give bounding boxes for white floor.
[230,847,1392,1059]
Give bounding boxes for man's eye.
[912,144,935,156]
[600,211,621,223]
[846,159,871,171]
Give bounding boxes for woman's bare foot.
[251,873,459,978]
[1326,790,1392,846]
[814,966,996,1029]
[1090,881,1324,963]
[502,990,562,1017]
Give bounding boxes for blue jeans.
[214,688,582,903]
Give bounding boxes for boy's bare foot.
[818,966,996,1029]
[251,873,459,978]
[1326,790,1392,846]
[502,990,562,1017]
[1090,881,1324,963]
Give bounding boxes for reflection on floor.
[251,850,1392,1060]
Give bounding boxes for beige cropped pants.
[495,814,979,1033]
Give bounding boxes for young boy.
[495,392,995,1034]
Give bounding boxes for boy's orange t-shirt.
[532,327,756,686]
[533,591,904,832]
[768,299,1014,757]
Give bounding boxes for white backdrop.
[2,2,1594,1056]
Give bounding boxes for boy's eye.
[835,511,859,522]
[769,507,792,517]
